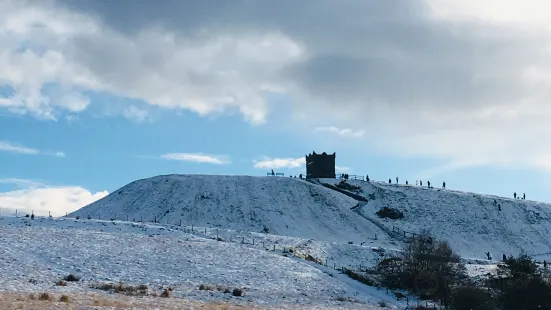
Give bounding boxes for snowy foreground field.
[0,216,429,310]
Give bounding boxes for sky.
[2,0,551,216]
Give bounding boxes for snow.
[322,178,551,261]
[3,173,551,308]
[69,175,392,245]
[0,216,403,309]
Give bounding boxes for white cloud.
[123,105,150,122]
[3,0,551,174]
[0,180,108,217]
[313,126,365,138]
[0,141,38,154]
[335,166,351,173]
[160,153,230,165]
[0,140,64,157]
[253,156,305,169]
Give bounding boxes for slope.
[322,179,551,260]
[69,174,391,244]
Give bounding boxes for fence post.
[242,237,245,244]
[141,215,143,223]
[154,216,157,223]
[273,244,276,251]
[253,239,255,245]
[179,219,182,226]
[204,228,207,234]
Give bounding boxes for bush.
[91,282,148,296]
[376,207,404,219]
[376,230,466,302]
[378,300,387,307]
[38,292,52,301]
[495,254,551,309]
[451,286,495,310]
[342,268,377,286]
[55,280,67,286]
[160,289,170,298]
[335,180,362,193]
[232,288,244,297]
[59,295,70,303]
[64,274,80,282]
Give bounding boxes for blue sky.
[2,0,551,215]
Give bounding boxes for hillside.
[0,216,405,309]
[69,175,392,244]
[322,179,551,260]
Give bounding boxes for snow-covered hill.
[0,216,404,309]
[322,179,551,261]
[69,175,391,244]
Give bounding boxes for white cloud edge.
[0,178,108,217]
[313,126,365,138]
[252,156,351,173]
[160,153,231,165]
[0,140,65,157]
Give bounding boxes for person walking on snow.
[406,180,408,185]
[443,181,446,189]
[427,181,431,188]
[544,260,547,269]
[388,178,391,184]
[486,251,491,260]
[523,193,526,200]
[420,180,423,186]
[396,177,399,184]
[514,192,517,199]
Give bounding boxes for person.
[388,178,391,184]
[427,181,431,188]
[271,169,275,176]
[545,260,547,269]
[406,180,408,185]
[523,193,526,200]
[366,174,370,182]
[498,204,501,211]
[443,181,446,188]
[486,251,491,260]
[420,180,423,186]
[514,192,517,199]
[503,253,507,261]
[416,180,418,186]
[396,177,399,184]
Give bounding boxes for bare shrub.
[232,288,243,297]
[59,295,70,303]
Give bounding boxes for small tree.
[495,254,551,309]
[377,230,466,304]
[451,286,495,310]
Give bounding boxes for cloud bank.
[2,0,551,171]
[0,179,108,217]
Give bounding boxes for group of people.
[513,192,526,200]
[382,176,446,189]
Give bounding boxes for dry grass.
[0,291,380,309]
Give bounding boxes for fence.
[339,174,365,181]
[392,226,431,243]
[266,172,285,177]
